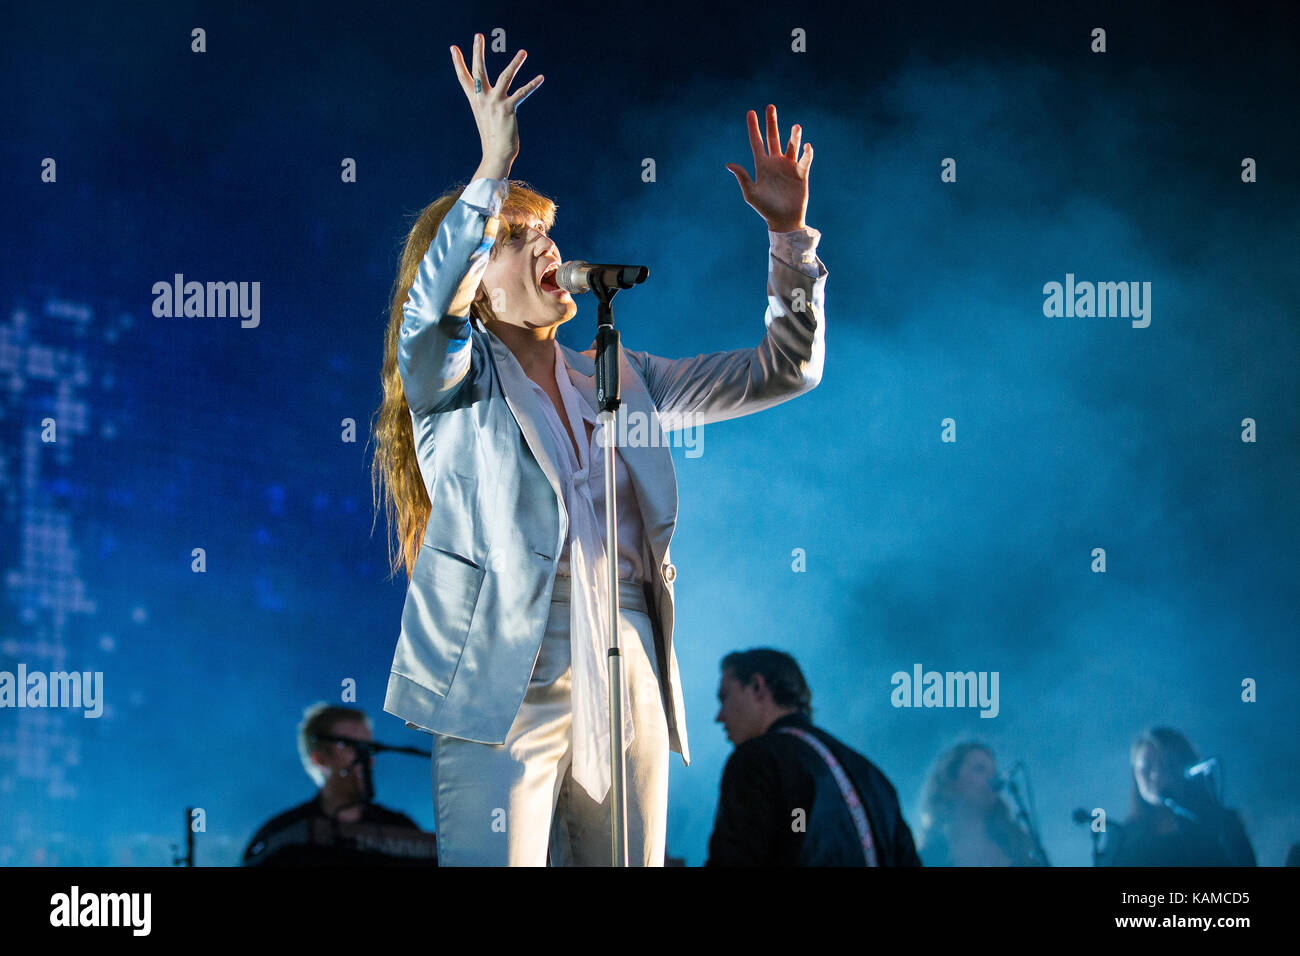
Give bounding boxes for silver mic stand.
[588,262,648,866]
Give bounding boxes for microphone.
[555,260,649,295]
[1162,797,1199,822]
[991,760,1022,794]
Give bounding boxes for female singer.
[370,34,827,865]
[916,741,1044,866]
[1099,726,1256,866]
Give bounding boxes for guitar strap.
[776,726,879,866]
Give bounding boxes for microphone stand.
[1174,761,1241,864]
[590,263,648,866]
[1006,763,1051,866]
[1071,808,1102,866]
[313,735,431,808]
[171,805,194,867]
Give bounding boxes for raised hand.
[725,104,813,233]
[450,33,544,180]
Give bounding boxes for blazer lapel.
[559,340,679,570]
[483,328,567,509]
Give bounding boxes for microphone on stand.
[1002,761,1051,865]
[1074,807,1114,866]
[556,261,649,295]
[559,254,649,864]
[1182,755,1223,806]
[1162,797,1200,822]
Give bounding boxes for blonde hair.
[370,179,558,580]
[917,740,1041,865]
[297,703,371,787]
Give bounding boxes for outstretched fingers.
[746,109,764,165]
[450,44,473,96]
[472,32,487,93]
[507,72,544,108]
[496,49,527,95]
[452,36,542,107]
[798,142,813,175]
[785,123,801,161]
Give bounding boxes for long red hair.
[369,179,558,580]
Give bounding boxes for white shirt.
[524,341,649,584]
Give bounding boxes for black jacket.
[706,712,922,866]
[242,793,425,866]
[1098,807,1256,867]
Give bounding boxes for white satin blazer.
[383,176,828,767]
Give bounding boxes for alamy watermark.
[0,664,103,717]
[595,408,704,458]
[1042,273,1151,328]
[152,274,260,328]
[890,663,999,718]
[50,886,150,935]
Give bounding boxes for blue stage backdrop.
[0,0,1296,866]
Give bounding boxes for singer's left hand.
[725,104,813,233]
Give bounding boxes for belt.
[551,573,649,614]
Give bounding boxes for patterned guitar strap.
[777,726,879,866]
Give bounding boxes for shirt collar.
[766,711,811,734]
[526,339,597,425]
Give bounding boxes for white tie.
[565,441,636,805]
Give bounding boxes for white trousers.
[432,575,670,866]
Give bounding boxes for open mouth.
[539,262,568,297]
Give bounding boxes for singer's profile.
[370,32,827,865]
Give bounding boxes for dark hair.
[1128,726,1204,823]
[297,703,372,786]
[720,648,813,718]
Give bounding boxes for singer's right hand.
[450,33,543,181]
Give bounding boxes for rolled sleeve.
[769,225,823,278]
